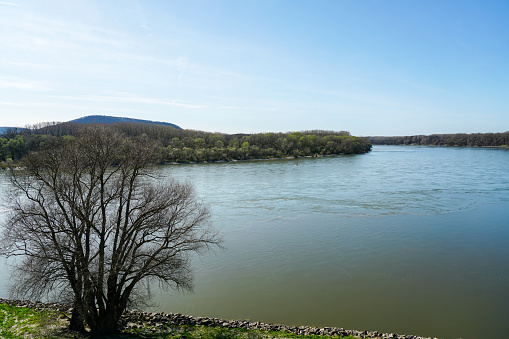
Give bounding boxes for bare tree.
[0,125,220,335]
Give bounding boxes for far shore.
[161,152,357,165]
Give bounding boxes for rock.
[0,298,438,339]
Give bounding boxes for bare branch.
[0,125,220,335]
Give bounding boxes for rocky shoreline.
[0,298,438,339]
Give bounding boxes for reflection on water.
[1,146,509,339]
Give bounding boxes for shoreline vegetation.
[367,132,509,147]
[0,122,371,168]
[0,299,437,339]
[161,152,360,165]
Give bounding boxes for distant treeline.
[1,122,372,166]
[368,132,509,147]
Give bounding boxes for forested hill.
[0,115,181,134]
[368,132,509,147]
[0,127,10,134]
[71,115,182,129]
[0,122,371,166]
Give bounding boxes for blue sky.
[1,0,508,136]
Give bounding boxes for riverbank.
[160,152,360,165]
[0,299,437,339]
[0,152,365,170]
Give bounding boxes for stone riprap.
[0,298,437,339]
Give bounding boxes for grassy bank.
[0,303,360,339]
[0,303,68,338]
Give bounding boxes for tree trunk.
[90,307,122,336]
[69,307,86,333]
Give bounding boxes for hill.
[70,115,182,129]
[0,127,21,134]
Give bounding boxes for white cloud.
[0,76,52,91]
[62,94,206,109]
[220,106,251,110]
[0,13,135,58]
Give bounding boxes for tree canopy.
[367,132,509,147]
[0,125,220,335]
[0,122,371,167]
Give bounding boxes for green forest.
[368,132,509,147]
[0,122,372,167]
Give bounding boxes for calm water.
[1,145,509,338]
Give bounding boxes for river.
[1,145,508,338]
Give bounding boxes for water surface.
[1,146,508,339]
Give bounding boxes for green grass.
[0,303,67,338]
[122,324,360,339]
[0,303,360,339]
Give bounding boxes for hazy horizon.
[1,114,509,138]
